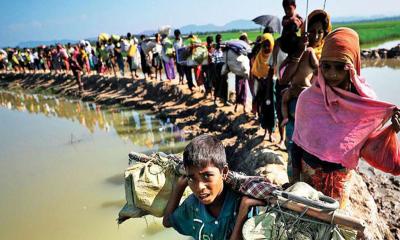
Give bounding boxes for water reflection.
[362,58,400,69]
[0,90,186,153]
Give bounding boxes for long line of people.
[0,2,307,151]
[0,0,331,155]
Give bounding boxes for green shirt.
[170,187,241,240]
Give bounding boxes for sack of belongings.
[141,41,157,56]
[221,40,251,77]
[118,152,191,224]
[118,152,363,239]
[221,49,251,77]
[241,182,358,240]
[98,33,110,43]
[226,40,252,55]
[176,47,191,65]
[176,45,208,66]
[159,25,172,36]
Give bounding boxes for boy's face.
[308,22,325,47]
[283,4,296,17]
[186,164,228,205]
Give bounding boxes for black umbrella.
[252,15,281,33]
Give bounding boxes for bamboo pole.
[270,197,366,232]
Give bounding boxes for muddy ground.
[0,72,398,239]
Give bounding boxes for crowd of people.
[2,0,400,238]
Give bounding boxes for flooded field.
[0,91,188,240]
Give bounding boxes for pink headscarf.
[292,28,397,169]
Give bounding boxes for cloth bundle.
[118,152,191,224]
[225,40,252,56]
[221,40,252,77]
[221,49,251,77]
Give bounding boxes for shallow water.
[0,56,399,240]
[0,91,188,240]
[362,63,400,105]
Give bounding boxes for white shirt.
[153,42,162,54]
[106,44,115,55]
[173,38,183,51]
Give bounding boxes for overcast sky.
[1,0,399,47]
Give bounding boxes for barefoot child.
[163,135,261,240]
[280,10,331,126]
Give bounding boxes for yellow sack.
[111,34,121,42]
[98,33,110,43]
[128,44,137,58]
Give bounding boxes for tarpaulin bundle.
[225,40,252,56]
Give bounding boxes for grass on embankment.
[193,20,400,48]
[333,20,400,45]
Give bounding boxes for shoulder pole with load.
[119,151,365,237]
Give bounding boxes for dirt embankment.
[0,72,397,239]
[361,44,400,59]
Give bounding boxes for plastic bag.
[221,49,250,77]
[158,25,171,36]
[361,125,400,175]
[191,45,208,65]
[132,49,141,69]
[225,40,251,56]
[127,44,137,57]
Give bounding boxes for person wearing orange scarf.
[251,33,276,141]
[292,28,400,208]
